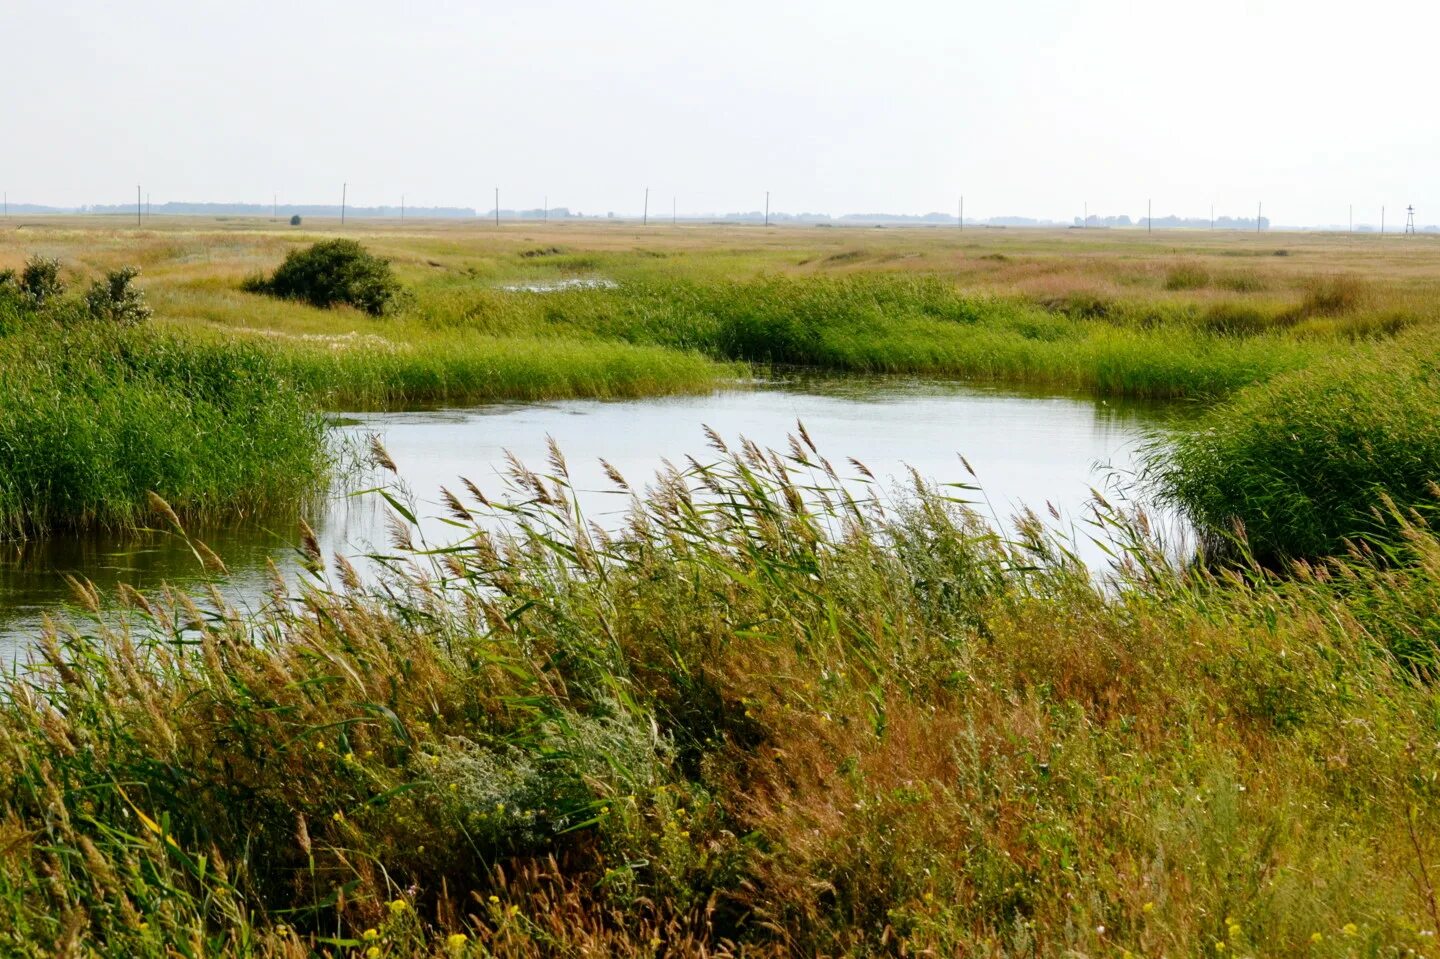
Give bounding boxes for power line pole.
[764,191,770,227]
[495,187,500,227]
[1147,198,1152,234]
[1381,206,1385,236]
[643,187,649,226]
[341,182,347,226]
[272,193,277,221]
[1257,201,1263,234]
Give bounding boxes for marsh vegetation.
[1,218,1439,955]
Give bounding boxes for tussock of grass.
[2,436,1437,955]
[1147,339,1440,563]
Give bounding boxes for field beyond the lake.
[3,216,1440,957]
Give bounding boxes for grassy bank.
[265,331,740,409]
[0,306,329,540]
[3,438,1437,955]
[431,275,1329,398]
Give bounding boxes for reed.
[1146,335,1440,563]
[0,317,329,539]
[1,435,1435,956]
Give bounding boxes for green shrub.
[84,266,153,325]
[19,255,64,305]
[246,238,404,315]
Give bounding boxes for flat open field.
[4,217,1440,957]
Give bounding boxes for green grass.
[1147,334,1440,564]
[0,309,329,540]
[2,436,1437,956]
[413,274,1334,399]
[267,331,741,409]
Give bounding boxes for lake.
[0,375,1185,651]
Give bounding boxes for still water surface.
[0,376,1184,650]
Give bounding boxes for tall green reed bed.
[1147,335,1440,564]
[268,332,739,410]
[423,274,1339,399]
[4,434,1437,956]
[0,307,329,540]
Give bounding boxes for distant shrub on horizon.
[244,239,403,316]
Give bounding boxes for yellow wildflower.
[332,811,344,822]
[362,928,379,941]
[1215,942,1226,952]
[1229,923,1242,939]
[1142,902,1155,914]
[447,933,468,951]
[1343,923,1359,937]
[367,949,381,959]
[488,895,500,904]
[387,899,407,916]
[1310,932,1324,944]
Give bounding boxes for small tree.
[290,214,302,226]
[245,239,403,316]
[20,256,65,306]
[85,266,152,325]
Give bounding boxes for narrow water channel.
[0,376,1187,651]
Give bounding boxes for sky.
[4,0,1437,225]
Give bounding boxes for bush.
[84,266,152,325]
[290,214,302,226]
[246,238,403,315]
[19,255,65,306]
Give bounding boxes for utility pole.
[494,187,500,227]
[341,182,347,226]
[1147,198,1152,234]
[272,193,277,221]
[137,185,142,227]
[764,191,770,227]
[959,195,964,231]
[1257,202,1263,234]
[1381,206,1385,235]
[643,187,649,226]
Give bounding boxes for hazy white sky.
[5,0,1437,224]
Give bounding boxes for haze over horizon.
[5,0,1437,227]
